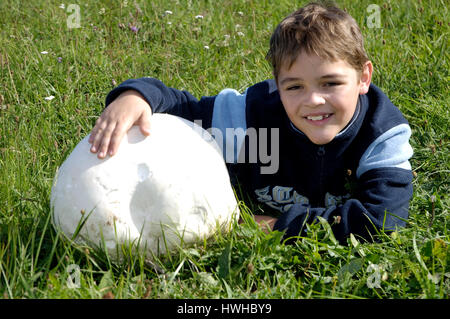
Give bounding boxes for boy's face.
[277,52,372,145]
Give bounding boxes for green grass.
[0,0,448,299]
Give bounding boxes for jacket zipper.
[317,146,326,205]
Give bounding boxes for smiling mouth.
[305,114,332,121]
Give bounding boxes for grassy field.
[0,0,448,299]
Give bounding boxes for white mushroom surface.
[51,114,239,260]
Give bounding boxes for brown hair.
[266,2,369,81]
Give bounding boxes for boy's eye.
[324,82,341,87]
[286,85,303,91]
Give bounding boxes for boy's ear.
[359,61,373,95]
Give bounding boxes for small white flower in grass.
[40,51,49,54]
[237,11,244,16]
[45,95,55,101]
[167,21,172,25]
[164,10,173,15]
[237,31,245,37]
[59,4,65,9]
[99,8,105,15]
[204,45,210,50]
[195,15,204,19]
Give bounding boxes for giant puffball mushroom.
[51,114,239,261]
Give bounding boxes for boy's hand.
[88,90,152,159]
[253,215,277,233]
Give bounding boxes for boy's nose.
[303,90,326,108]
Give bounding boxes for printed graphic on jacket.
[255,186,350,213]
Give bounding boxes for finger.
[89,115,106,144]
[108,123,128,157]
[139,119,151,136]
[88,129,97,147]
[97,123,117,159]
[89,121,108,154]
[89,124,105,153]
[138,109,152,136]
[88,125,99,145]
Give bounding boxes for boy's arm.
[89,77,215,159]
[105,77,217,126]
[333,123,414,241]
[91,77,248,160]
[274,125,414,243]
[331,166,413,241]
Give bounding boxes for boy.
[88,2,413,243]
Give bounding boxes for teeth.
[307,114,330,121]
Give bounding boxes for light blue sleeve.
[356,123,413,178]
[210,88,247,163]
